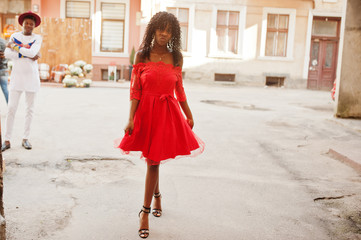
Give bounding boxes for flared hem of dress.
[114,135,205,165]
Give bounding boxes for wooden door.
[320,40,337,90]
[307,17,340,90]
[308,39,321,89]
[308,39,338,90]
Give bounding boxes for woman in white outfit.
[2,11,42,151]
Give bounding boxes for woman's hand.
[187,118,194,129]
[124,120,135,135]
[124,99,140,135]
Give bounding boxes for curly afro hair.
[139,11,183,66]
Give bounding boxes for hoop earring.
[167,40,172,50]
[151,36,155,47]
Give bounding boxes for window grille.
[215,73,235,82]
[265,76,285,87]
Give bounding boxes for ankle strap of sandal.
[154,192,161,198]
[142,206,151,213]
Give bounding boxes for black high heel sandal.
[152,192,162,217]
[138,206,151,238]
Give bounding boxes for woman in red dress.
[116,12,204,238]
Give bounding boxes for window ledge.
[208,53,243,59]
[215,81,236,85]
[258,56,294,62]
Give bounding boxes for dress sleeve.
[130,64,143,100]
[175,69,187,102]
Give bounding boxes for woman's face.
[154,24,172,47]
[23,18,35,35]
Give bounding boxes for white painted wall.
[141,0,342,88]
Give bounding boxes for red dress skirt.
[116,62,204,165]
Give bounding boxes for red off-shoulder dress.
[116,61,204,165]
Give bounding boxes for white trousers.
[4,90,36,141]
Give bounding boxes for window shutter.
[102,3,125,20]
[101,21,124,51]
[66,1,91,18]
[101,3,125,52]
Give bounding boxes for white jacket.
[5,32,42,92]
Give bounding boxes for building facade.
[0,0,344,90]
[1,0,142,81]
[139,0,343,89]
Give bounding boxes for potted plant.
[84,64,93,74]
[62,76,77,87]
[82,79,92,87]
[128,47,135,81]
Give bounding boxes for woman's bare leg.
[139,163,159,233]
[152,173,162,213]
[154,178,159,194]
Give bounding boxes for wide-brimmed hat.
[18,11,41,27]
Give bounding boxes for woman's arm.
[176,57,195,129]
[124,99,140,135]
[124,51,143,135]
[179,101,194,129]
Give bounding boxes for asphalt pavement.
[0,81,360,240]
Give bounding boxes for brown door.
[307,17,340,90]
[308,39,338,90]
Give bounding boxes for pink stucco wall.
[31,0,41,13]
[129,0,141,56]
[36,0,140,64]
[40,0,60,18]
[35,0,141,80]
[92,0,141,66]
[91,0,141,81]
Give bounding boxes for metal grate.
[266,76,285,87]
[214,73,235,82]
